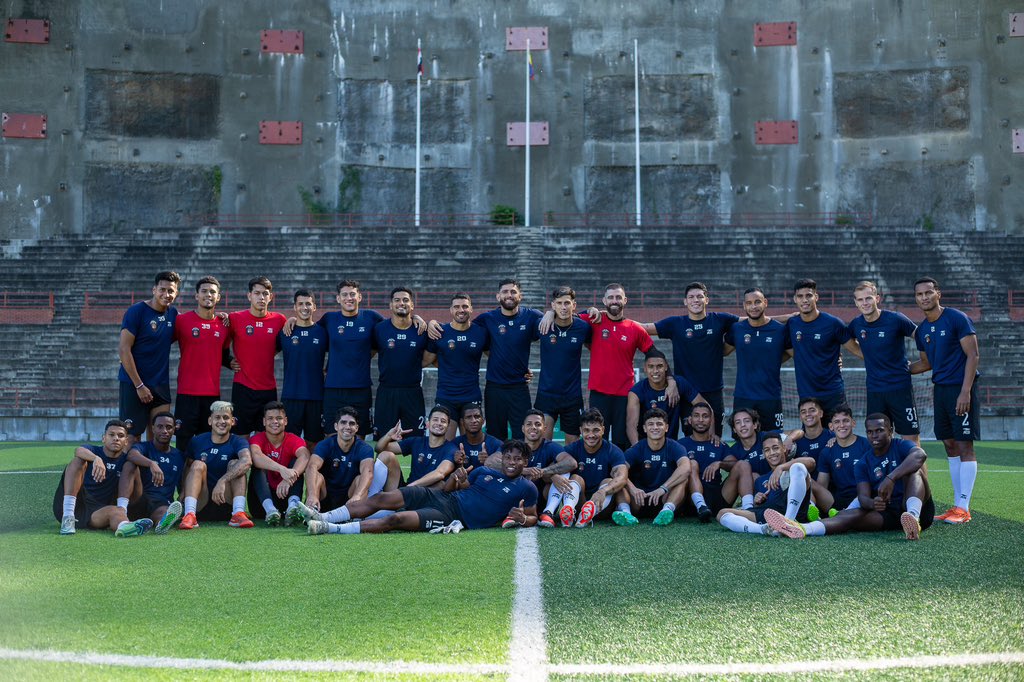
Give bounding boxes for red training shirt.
[174,311,230,396]
[580,313,653,396]
[228,310,286,391]
[249,431,307,489]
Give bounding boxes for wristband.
[659,485,669,494]
[135,382,145,389]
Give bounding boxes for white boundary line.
[509,526,548,682]
[0,470,62,475]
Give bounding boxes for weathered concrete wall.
[0,0,1021,237]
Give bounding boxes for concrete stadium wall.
[0,0,1022,237]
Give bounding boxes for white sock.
[805,520,826,536]
[62,495,76,517]
[327,521,361,534]
[183,496,197,515]
[741,494,754,510]
[906,496,923,519]
[287,496,300,511]
[616,502,630,513]
[948,456,962,505]
[262,499,277,515]
[323,505,352,524]
[543,483,563,514]
[365,510,396,520]
[959,460,977,512]
[663,502,676,512]
[846,498,861,510]
[785,463,809,519]
[116,497,129,510]
[600,495,613,511]
[561,481,581,510]
[720,512,766,535]
[231,496,246,514]
[691,492,707,508]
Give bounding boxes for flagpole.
[415,38,422,228]
[525,38,531,228]
[634,38,641,227]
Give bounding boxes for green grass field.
[1,441,1022,680]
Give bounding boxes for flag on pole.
[417,46,423,76]
[528,50,535,80]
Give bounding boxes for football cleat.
[652,509,674,526]
[291,500,323,524]
[179,512,199,530]
[115,518,154,538]
[283,505,301,527]
[537,513,556,528]
[697,504,713,523]
[155,501,182,535]
[901,512,921,541]
[60,514,77,535]
[307,520,328,535]
[558,504,576,528]
[575,500,597,528]
[611,510,638,527]
[764,509,806,539]
[428,520,464,535]
[944,507,971,524]
[806,503,821,522]
[501,517,518,529]
[229,511,254,528]
[934,507,957,522]
[265,510,282,527]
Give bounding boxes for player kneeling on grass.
[302,439,538,535]
[519,409,579,528]
[767,413,934,541]
[292,406,402,526]
[717,432,816,536]
[808,404,872,519]
[616,408,700,526]
[558,408,629,528]
[248,401,310,526]
[179,401,253,529]
[116,412,185,536]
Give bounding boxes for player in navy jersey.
[724,287,793,431]
[558,409,629,528]
[425,293,488,438]
[451,403,503,469]
[517,409,578,527]
[680,403,751,515]
[849,281,920,444]
[376,404,458,488]
[280,289,328,444]
[178,401,253,529]
[717,432,815,536]
[372,287,431,439]
[910,277,980,524]
[643,282,738,437]
[786,278,862,417]
[768,413,934,541]
[533,286,591,444]
[810,404,872,517]
[118,271,180,443]
[118,412,185,535]
[305,440,538,535]
[626,349,701,444]
[791,398,834,460]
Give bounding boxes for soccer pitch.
[1,441,1022,681]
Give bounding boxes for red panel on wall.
[754,22,797,46]
[259,121,302,145]
[506,27,548,51]
[5,18,49,44]
[506,122,549,146]
[261,29,303,54]
[2,113,47,138]
[755,120,798,145]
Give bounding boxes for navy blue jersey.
[565,439,627,491]
[817,435,872,501]
[80,445,128,503]
[915,308,977,386]
[279,324,328,401]
[754,471,786,508]
[535,318,591,399]
[373,320,427,388]
[452,434,504,468]
[187,433,250,485]
[654,312,739,393]
[319,309,384,389]
[526,439,566,469]
[118,302,178,386]
[679,436,729,486]
[727,319,788,400]
[313,436,374,494]
[728,435,771,475]
[132,441,185,503]
[400,436,458,482]
[793,428,834,461]
[854,438,919,509]
[848,311,916,392]
[786,312,853,398]
[455,466,538,530]
[624,439,687,492]
[473,307,543,386]
[426,323,488,402]
[629,375,699,439]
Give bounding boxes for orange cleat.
[764,509,806,539]
[229,511,254,528]
[537,513,556,528]
[934,507,958,522]
[575,500,597,528]
[558,504,575,528]
[179,512,199,530]
[944,507,971,524]
[900,512,921,540]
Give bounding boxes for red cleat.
[538,513,556,528]
[575,500,597,528]
[229,511,254,528]
[558,504,575,527]
[179,512,199,530]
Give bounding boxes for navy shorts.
[881,497,935,531]
[400,486,462,531]
[866,387,920,436]
[732,396,784,432]
[323,387,373,438]
[119,381,171,437]
[534,392,585,436]
[283,398,325,442]
[933,383,980,441]
[374,386,425,439]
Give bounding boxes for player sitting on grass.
[680,402,752,517]
[616,408,698,526]
[290,407,401,525]
[717,432,815,536]
[790,397,834,461]
[248,401,310,525]
[721,408,766,511]
[519,409,578,528]
[303,439,538,535]
[52,419,152,536]
[180,401,253,529]
[808,404,872,519]
[559,408,629,528]
[376,405,458,488]
[118,412,184,535]
[767,413,934,541]
[450,402,503,468]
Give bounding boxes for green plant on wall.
[209,165,223,203]
[920,214,935,232]
[298,186,333,214]
[298,166,363,215]
[491,204,523,226]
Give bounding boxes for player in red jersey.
[228,276,286,436]
[248,401,310,525]
[174,275,231,455]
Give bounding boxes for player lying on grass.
[247,401,310,525]
[808,403,872,519]
[517,409,579,528]
[558,408,629,528]
[767,413,934,541]
[375,404,458,488]
[680,403,749,516]
[299,439,538,534]
[117,412,184,535]
[179,401,253,529]
[717,431,815,536]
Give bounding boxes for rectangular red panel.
[5,18,49,44]
[2,113,47,138]
[1014,129,1024,154]
[261,29,303,54]
[1011,13,1024,36]
[755,120,798,144]
[506,27,548,51]
[754,22,797,46]
[506,122,549,146]
[259,120,302,145]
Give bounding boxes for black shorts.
[684,389,725,437]
[374,386,425,439]
[832,491,858,511]
[174,394,217,452]
[732,396,784,432]
[283,398,325,442]
[141,493,172,517]
[484,382,531,440]
[197,499,233,522]
[321,488,350,512]
[753,486,811,524]
[119,381,171,436]
[230,383,277,436]
[400,485,463,531]
[434,397,480,423]
[880,497,935,531]
[52,470,114,526]
[690,483,728,514]
[812,391,848,420]
[933,383,980,441]
[866,387,920,436]
[534,392,585,436]
[588,391,629,449]
[323,387,373,437]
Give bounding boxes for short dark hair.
[151,411,176,425]
[501,439,529,459]
[194,275,220,293]
[390,286,414,300]
[914,276,940,290]
[451,292,472,303]
[604,282,626,294]
[334,406,360,425]
[690,401,713,416]
[832,403,854,420]
[865,412,892,427]
[743,286,765,298]
[105,418,129,432]
[729,408,761,431]
[798,397,825,413]
[793,278,817,293]
[429,404,453,421]
[684,281,708,297]
[263,400,287,415]
[498,278,521,290]
[459,402,483,419]
[761,431,784,446]
[551,285,575,300]
[337,279,360,293]
[248,276,272,292]
[154,271,181,287]
[524,408,546,422]
[580,408,605,427]
[293,288,315,302]
[644,348,668,363]
[641,407,669,424]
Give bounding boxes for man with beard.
[373,287,431,439]
[279,289,328,444]
[179,401,253,529]
[559,408,629,527]
[118,412,185,535]
[533,286,591,444]
[451,402,503,469]
[228,276,286,436]
[248,401,310,525]
[626,349,701,444]
[680,403,751,516]
[519,409,579,528]
[425,293,488,439]
[376,404,458,488]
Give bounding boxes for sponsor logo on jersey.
[245,325,255,335]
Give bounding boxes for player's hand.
[754,492,767,505]
[538,310,555,334]
[647,486,666,505]
[282,316,297,336]
[590,489,607,510]
[149,462,164,487]
[629,485,645,507]
[412,315,427,335]
[956,390,971,416]
[873,495,887,512]
[453,444,467,468]
[389,421,413,442]
[710,433,722,447]
[427,320,443,340]
[452,465,472,486]
[586,307,603,324]
[507,499,527,526]
[230,358,241,372]
[877,476,895,504]
[826,437,837,448]
[91,458,107,483]
[276,479,290,498]
[665,380,680,407]
[478,441,488,466]
[524,370,534,384]
[136,384,154,404]
[211,480,227,505]
[767,467,784,490]
[703,461,721,482]
[522,466,543,481]
[784,439,797,455]
[552,475,572,494]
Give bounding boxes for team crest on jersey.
[924,334,931,344]
[744,334,752,344]
[643,461,652,469]
[601,329,610,339]
[484,475,493,482]
[448,340,456,350]
[873,467,884,480]
[834,460,842,469]
[685,329,694,338]
[860,330,868,339]
[387,338,396,349]
[150,320,159,331]
[549,335,557,344]
[291,336,299,345]
[498,324,507,335]
[417,454,425,463]
[332,459,340,469]
[199,452,208,461]
[192,327,201,337]
[337,326,345,335]
[795,331,803,342]
[245,325,255,335]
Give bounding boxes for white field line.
[1,648,1022,676]
[509,526,547,682]
[0,470,63,474]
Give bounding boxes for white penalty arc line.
[0,648,1022,676]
